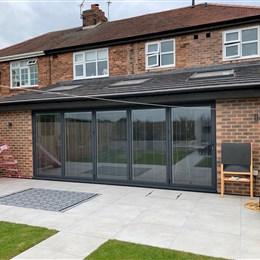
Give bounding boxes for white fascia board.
[0,51,45,62]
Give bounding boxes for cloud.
[1,0,260,49]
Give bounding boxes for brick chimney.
[82,4,108,27]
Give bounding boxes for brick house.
[0,3,259,196]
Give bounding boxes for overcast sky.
[1,0,260,49]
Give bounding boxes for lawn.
[195,156,212,168]
[0,221,57,260]
[78,149,192,165]
[86,240,224,260]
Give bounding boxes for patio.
[0,178,259,259]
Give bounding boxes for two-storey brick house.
[0,3,259,196]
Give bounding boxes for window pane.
[36,114,62,177]
[20,61,27,67]
[226,45,238,57]
[148,43,158,53]
[65,112,93,178]
[148,55,158,66]
[161,41,173,52]
[97,49,107,60]
[172,107,212,187]
[30,66,38,85]
[97,111,127,180]
[12,68,20,87]
[86,62,96,77]
[226,32,239,42]
[86,51,96,62]
[242,28,258,42]
[21,68,29,86]
[75,53,84,62]
[97,61,108,75]
[161,53,174,66]
[132,109,167,183]
[242,42,258,56]
[75,64,84,77]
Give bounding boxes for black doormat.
[0,188,98,212]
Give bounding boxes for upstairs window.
[223,27,259,60]
[146,39,175,69]
[73,48,108,79]
[10,60,38,88]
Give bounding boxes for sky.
[1,0,260,49]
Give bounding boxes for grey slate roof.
[1,61,260,106]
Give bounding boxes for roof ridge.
[206,2,260,9]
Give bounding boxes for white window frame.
[223,26,260,61]
[145,39,175,69]
[10,59,38,88]
[73,48,109,80]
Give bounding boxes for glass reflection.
[65,112,93,178]
[132,109,167,183]
[97,111,128,180]
[36,114,62,176]
[172,107,212,186]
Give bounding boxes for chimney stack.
[82,4,108,27]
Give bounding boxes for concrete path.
[0,178,259,259]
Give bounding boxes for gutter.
[0,51,45,62]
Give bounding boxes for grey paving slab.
[170,228,240,259]
[241,236,260,260]
[34,232,106,258]
[115,222,180,248]
[12,247,82,259]
[65,215,129,239]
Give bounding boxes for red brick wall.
[216,98,260,197]
[0,111,33,178]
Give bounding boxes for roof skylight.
[49,85,82,91]
[190,69,234,80]
[109,78,151,88]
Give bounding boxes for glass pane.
[97,61,108,75]
[86,51,96,62]
[161,53,174,66]
[226,45,238,57]
[172,107,212,187]
[242,28,258,42]
[30,66,38,85]
[148,55,158,66]
[12,68,20,87]
[97,111,127,180]
[148,43,158,53]
[226,32,239,42]
[65,112,93,178]
[36,114,62,176]
[21,68,29,86]
[161,41,173,52]
[20,61,27,67]
[132,109,167,183]
[75,64,84,77]
[86,62,96,77]
[97,49,107,60]
[242,42,258,56]
[75,53,83,62]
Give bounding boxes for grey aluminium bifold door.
[171,106,213,187]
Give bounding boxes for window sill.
[223,54,260,62]
[10,85,39,89]
[73,75,109,80]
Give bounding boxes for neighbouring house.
[0,3,259,196]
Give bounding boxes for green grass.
[0,221,57,260]
[86,240,224,260]
[76,149,192,165]
[195,156,212,168]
